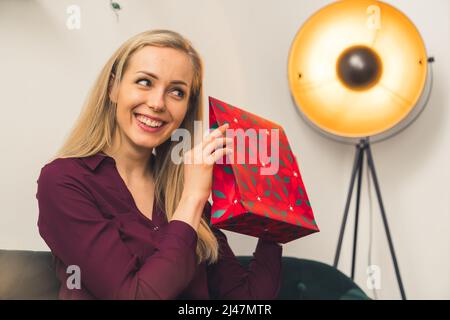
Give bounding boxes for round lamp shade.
[288,0,428,139]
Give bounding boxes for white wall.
[0,0,448,299]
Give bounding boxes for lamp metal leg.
[366,143,407,300]
[334,143,363,268]
[351,141,365,280]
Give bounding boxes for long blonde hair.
[54,29,219,264]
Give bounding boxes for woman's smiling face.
[109,46,194,151]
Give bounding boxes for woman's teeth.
[136,114,164,128]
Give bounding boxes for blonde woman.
[36,29,282,300]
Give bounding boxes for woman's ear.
[108,73,118,103]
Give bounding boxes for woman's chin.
[133,139,160,151]
[125,121,174,151]
[132,127,170,148]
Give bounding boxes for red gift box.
[208,96,319,243]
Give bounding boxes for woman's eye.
[136,79,151,86]
[172,88,185,98]
[136,79,185,98]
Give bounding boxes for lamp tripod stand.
[333,138,407,300]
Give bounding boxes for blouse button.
[153,226,159,231]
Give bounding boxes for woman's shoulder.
[39,157,82,176]
[37,156,92,188]
[38,152,108,179]
[36,156,104,204]
[43,156,78,169]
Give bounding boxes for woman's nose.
[146,89,166,112]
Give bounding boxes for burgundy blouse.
[36,152,282,299]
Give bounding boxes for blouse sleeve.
[36,162,198,300]
[205,202,283,299]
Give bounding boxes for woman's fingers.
[202,123,229,147]
[205,147,233,165]
[203,137,234,156]
[204,139,234,165]
[184,123,233,165]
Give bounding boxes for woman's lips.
[134,113,167,133]
[134,112,166,123]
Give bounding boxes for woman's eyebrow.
[136,71,188,87]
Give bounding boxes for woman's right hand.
[171,123,233,230]
[182,123,233,202]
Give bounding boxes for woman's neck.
[103,134,153,184]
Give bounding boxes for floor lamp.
[287,0,434,300]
